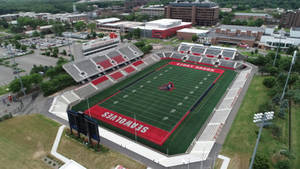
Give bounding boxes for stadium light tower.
[273,29,283,66]
[280,51,297,102]
[249,111,274,169]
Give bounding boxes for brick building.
[234,13,271,21]
[208,25,264,47]
[165,0,219,26]
[280,10,300,28]
[177,28,209,42]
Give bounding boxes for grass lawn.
[219,76,299,169]
[291,104,300,168]
[0,114,59,169]
[0,114,147,169]
[0,85,9,96]
[58,132,146,169]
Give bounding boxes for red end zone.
[84,61,225,145]
[85,105,169,145]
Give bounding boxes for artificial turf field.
[72,59,237,155]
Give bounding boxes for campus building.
[208,25,265,47]
[259,27,300,50]
[139,5,165,17]
[234,12,272,21]
[177,28,209,42]
[280,9,300,28]
[164,0,219,26]
[134,19,192,39]
[98,21,144,32]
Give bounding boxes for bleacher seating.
[63,63,85,82]
[74,59,100,77]
[107,51,127,64]
[112,55,126,64]
[191,46,205,56]
[219,60,236,69]
[187,55,201,63]
[222,49,235,60]
[178,44,190,52]
[129,44,143,56]
[92,55,114,70]
[109,71,124,80]
[164,52,173,58]
[205,47,222,57]
[171,53,185,60]
[92,76,109,85]
[200,57,214,65]
[143,56,158,65]
[91,75,113,90]
[119,46,136,59]
[73,83,97,99]
[123,66,136,74]
[155,53,164,58]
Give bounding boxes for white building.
[290,27,300,38]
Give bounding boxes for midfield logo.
[159,82,175,91]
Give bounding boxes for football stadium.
[48,40,254,167]
[58,41,253,156]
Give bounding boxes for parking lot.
[19,37,71,50]
[0,50,58,87]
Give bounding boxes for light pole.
[273,29,283,66]
[9,45,26,96]
[280,51,297,102]
[249,111,274,169]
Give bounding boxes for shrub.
[252,154,270,169]
[263,77,276,88]
[275,160,290,169]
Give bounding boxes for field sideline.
[72,60,237,155]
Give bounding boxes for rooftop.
[177,28,209,34]
[168,0,218,8]
[96,18,120,24]
[234,12,271,17]
[219,25,265,32]
[103,21,144,28]
[136,19,191,30]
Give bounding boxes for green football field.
[100,63,219,131]
[72,60,237,155]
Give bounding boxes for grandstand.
[63,43,143,83]
[178,42,238,60]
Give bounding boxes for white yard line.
[218,155,230,169]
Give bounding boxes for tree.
[30,44,36,49]
[87,22,96,33]
[275,160,290,169]
[74,21,86,32]
[132,28,141,39]
[52,23,65,36]
[286,46,298,55]
[263,77,276,88]
[32,31,40,37]
[98,33,105,38]
[252,154,270,169]
[192,35,199,42]
[61,49,67,55]
[21,45,27,51]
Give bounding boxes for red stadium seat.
[110,71,124,80]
